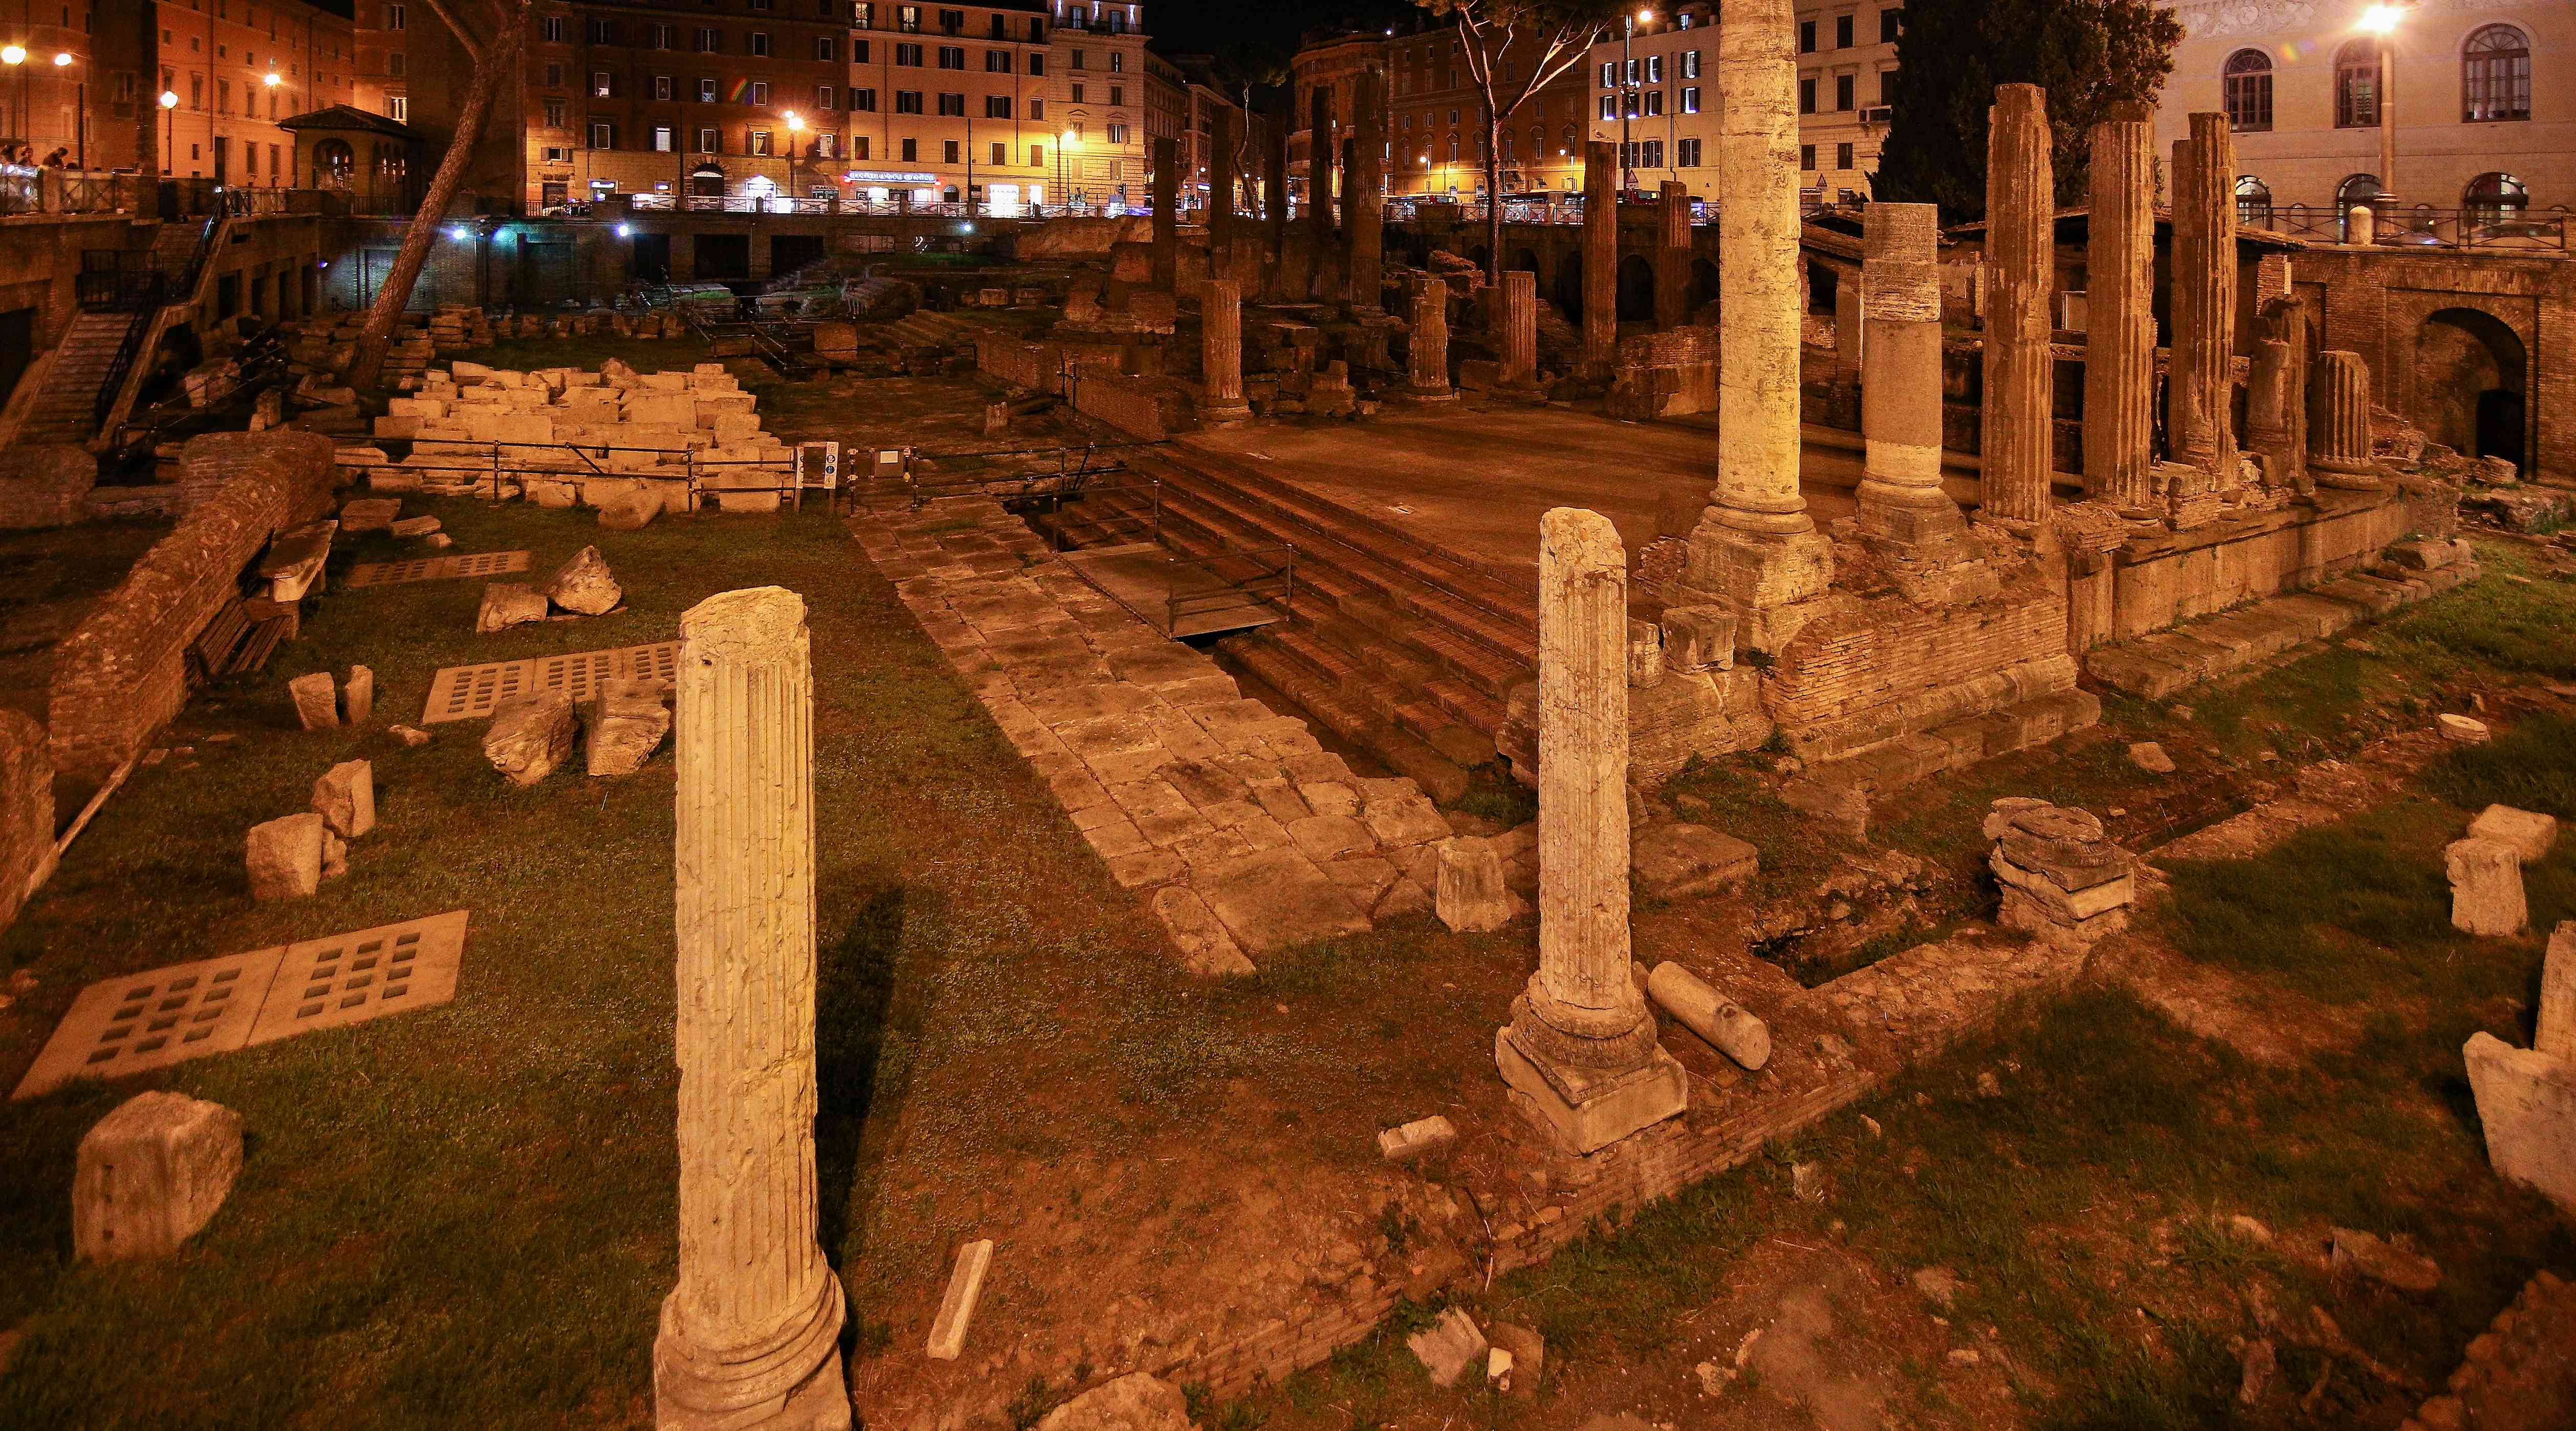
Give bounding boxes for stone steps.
[2083,543,2477,699]
[1221,632,1473,803]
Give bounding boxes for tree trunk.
[348,21,518,390]
[1483,110,1504,284]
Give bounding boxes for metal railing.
[1166,543,1296,634]
[2254,202,2567,252]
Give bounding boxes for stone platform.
[854,495,1453,972]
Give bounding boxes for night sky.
[1148,0,1416,60]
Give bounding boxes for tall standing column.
[656,587,847,1431]
[2168,112,2238,493]
[1581,140,1617,374]
[1149,135,1178,292]
[1497,267,1543,401]
[1345,66,1385,311]
[1855,204,1964,537]
[1207,105,1237,271]
[1264,96,1291,296]
[1496,509,1687,1156]
[2244,337,2300,497]
[1680,0,1831,635]
[1653,179,1691,331]
[1979,83,2055,530]
[1398,276,1455,402]
[2309,350,2383,489]
[1306,83,1336,295]
[2083,101,2156,511]
[1200,276,1252,425]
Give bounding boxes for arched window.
[311,138,353,188]
[2336,172,2384,210]
[2222,49,2273,132]
[2462,25,2531,123]
[2335,39,2382,128]
[1560,122,1577,156]
[2462,171,2528,224]
[2234,174,2273,227]
[1446,135,1458,162]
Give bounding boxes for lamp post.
[263,72,280,186]
[159,88,177,178]
[2357,4,2403,215]
[2,46,23,157]
[53,50,79,171]
[784,110,804,208]
[1058,126,1077,210]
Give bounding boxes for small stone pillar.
[1496,509,1687,1156]
[1148,135,1178,292]
[2168,113,2238,494]
[1497,268,1544,401]
[2347,204,2376,246]
[1678,0,1832,643]
[656,587,849,1431]
[2082,100,2157,512]
[1207,106,1237,268]
[1346,66,1386,311]
[2244,337,2301,496]
[2309,350,2383,489]
[2261,293,2313,497]
[1306,82,1336,285]
[1855,202,1982,598]
[1581,140,1617,374]
[1200,277,1252,425]
[1399,276,1456,403]
[1653,179,1692,331]
[1979,82,2055,531]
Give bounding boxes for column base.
[1679,521,1835,644]
[1391,385,1457,404]
[1491,379,1548,405]
[1199,399,1254,427]
[2311,459,2387,491]
[656,1347,848,1431]
[1496,1023,1688,1156]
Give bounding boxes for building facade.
[2159,0,2571,223]
[1044,0,1150,207]
[1585,0,1899,202]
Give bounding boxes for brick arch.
[2386,290,2538,472]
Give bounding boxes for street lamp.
[1620,9,1653,194]
[2,47,23,160]
[159,89,178,178]
[53,51,84,171]
[1058,127,1078,210]
[2356,4,2404,215]
[784,110,804,207]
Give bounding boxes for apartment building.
[2159,0,2570,221]
[840,1,1052,207]
[1587,0,1898,201]
[1045,0,1150,206]
[1160,58,1262,214]
[27,0,359,181]
[1384,21,1589,198]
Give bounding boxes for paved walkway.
[854,495,1453,973]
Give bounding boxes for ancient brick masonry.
[47,431,337,779]
[1979,83,2054,529]
[2082,101,2157,512]
[656,587,849,1431]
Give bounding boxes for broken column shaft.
[2169,112,2238,490]
[1264,96,1291,295]
[2309,350,2382,489]
[1200,277,1252,424]
[1346,66,1385,311]
[2082,101,2157,511]
[1149,135,1178,291]
[1498,268,1543,400]
[1582,140,1617,374]
[656,587,847,1431]
[1306,83,1336,291]
[1399,276,1455,402]
[1207,105,1237,269]
[1979,82,2055,529]
[1856,204,1967,539]
[1654,179,1691,331]
[1497,509,1686,1156]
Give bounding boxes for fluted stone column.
[1149,135,1178,292]
[2245,337,2301,496]
[1306,83,1336,292]
[1581,141,1617,373]
[1200,277,1252,425]
[1653,179,1691,331]
[2261,292,2313,497]
[2309,350,2383,489]
[2083,101,2156,511]
[1679,0,1831,637]
[1979,83,2055,530]
[1497,509,1687,1156]
[657,587,847,1431]
[1497,268,1543,401]
[1395,276,1455,403]
[1207,106,1237,269]
[2168,113,2238,492]
[1346,67,1385,311]
[1857,204,1967,535]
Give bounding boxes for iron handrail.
[1165,541,1296,631]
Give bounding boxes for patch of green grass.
[1661,752,1860,900]
[1451,761,1536,827]
[2376,540,2576,681]
[2418,712,2576,817]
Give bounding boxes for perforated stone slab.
[344,551,533,589]
[246,909,469,1046]
[12,949,283,1099]
[421,640,680,723]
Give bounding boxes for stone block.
[1149,884,1254,977]
[584,680,670,776]
[2464,1033,2576,1212]
[73,1092,244,1261]
[339,497,401,532]
[312,760,375,838]
[1376,1114,1457,1162]
[1632,822,1759,898]
[1032,1374,1192,1431]
[2469,806,2558,865]
[927,1238,994,1360]
[475,582,548,633]
[544,544,622,615]
[287,671,338,729]
[1646,961,1771,1069]
[1435,837,1522,933]
[2542,922,2575,1060]
[1661,605,1737,671]
[2446,837,2527,937]
[1495,1027,1689,1156]
[245,812,324,899]
[1407,1306,1489,1389]
[344,665,375,725]
[2438,713,2491,744]
[484,689,577,787]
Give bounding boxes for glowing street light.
[1056,126,1079,208]
[50,51,69,67]
[1,46,24,66]
[263,71,281,87]
[159,88,179,176]
[783,110,805,203]
[2354,3,2406,214]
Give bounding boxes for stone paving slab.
[344,551,533,589]
[856,497,1447,967]
[422,640,680,723]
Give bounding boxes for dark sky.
[1148,0,1414,61]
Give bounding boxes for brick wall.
[46,431,338,778]
[1766,574,2074,758]
[0,446,98,530]
[0,709,50,938]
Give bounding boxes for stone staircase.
[1064,442,1543,799]
[19,311,139,445]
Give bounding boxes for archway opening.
[2414,307,2527,472]
[1615,252,1654,322]
[1553,249,1584,321]
[1688,256,1719,317]
[689,163,726,198]
[1509,246,1540,275]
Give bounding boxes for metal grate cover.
[11,910,473,1100]
[344,551,533,589]
[421,640,680,723]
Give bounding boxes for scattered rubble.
[73,1092,243,1261]
[483,690,578,787]
[245,812,325,900]
[2444,836,2527,937]
[1985,799,2136,946]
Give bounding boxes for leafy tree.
[1415,0,1626,280]
[1873,0,2181,223]
[350,0,530,390]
